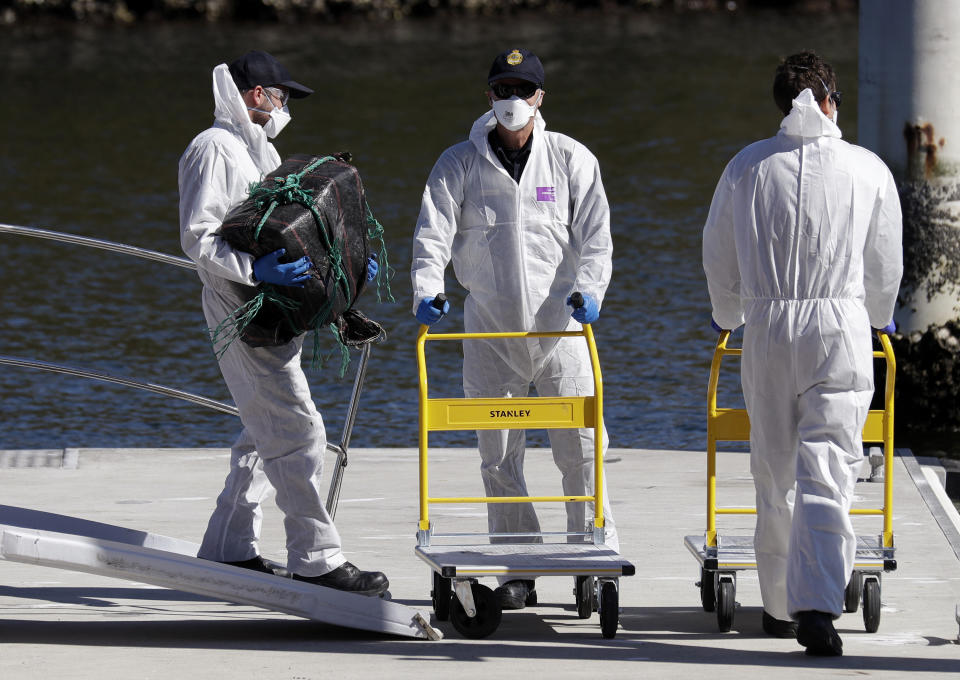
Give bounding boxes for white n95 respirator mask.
[492,94,541,131]
[248,104,291,139]
[263,106,291,139]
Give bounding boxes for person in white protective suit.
[702,51,902,656]
[178,50,387,595]
[411,48,618,611]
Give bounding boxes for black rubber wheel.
[450,583,502,639]
[844,570,862,613]
[700,568,716,612]
[599,580,619,639]
[716,579,735,632]
[862,578,881,633]
[576,576,594,619]
[432,571,451,621]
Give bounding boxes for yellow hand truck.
[414,294,634,639]
[684,329,897,633]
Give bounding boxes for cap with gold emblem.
[487,48,545,88]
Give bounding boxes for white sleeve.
[178,140,256,286]
[862,168,904,328]
[410,151,464,314]
[569,146,613,305]
[702,167,744,330]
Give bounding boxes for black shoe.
[494,580,537,610]
[797,610,843,656]
[220,556,288,578]
[762,611,798,638]
[293,562,389,597]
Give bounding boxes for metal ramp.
[0,225,441,639]
[0,505,440,640]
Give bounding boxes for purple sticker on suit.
[536,186,556,202]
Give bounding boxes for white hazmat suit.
[178,64,345,577]
[702,89,903,620]
[412,110,618,553]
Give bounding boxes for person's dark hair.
[772,51,837,116]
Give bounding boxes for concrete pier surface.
[1,446,958,679]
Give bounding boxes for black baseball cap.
[228,50,313,99]
[488,48,545,88]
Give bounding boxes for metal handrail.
[0,355,239,416]
[0,223,196,269]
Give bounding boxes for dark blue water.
[0,12,860,451]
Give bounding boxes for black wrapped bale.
[218,153,371,347]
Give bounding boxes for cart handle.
[416,293,604,536]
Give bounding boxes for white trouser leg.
[200,286,345,577]
[787,384,871,618]
[198,428,271,562]
[743,320,797,622]
[537,338,618,552]
[475,427,543,540]
[464,337,541,586]
[749,440,798,622]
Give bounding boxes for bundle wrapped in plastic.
[214,153,390,356]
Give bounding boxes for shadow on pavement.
[0,588,956,672]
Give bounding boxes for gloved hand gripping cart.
[684,329,897,633]
[414,295,634,639]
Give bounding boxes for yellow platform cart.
[415,301,634,639]
[684,330,897,633]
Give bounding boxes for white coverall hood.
[211,63,281,175]
[780,87,842,140]
[178,66,283,289]
[702,89,903,621]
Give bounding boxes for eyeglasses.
[263,86,290,108]
[490,82,540,100]
[815,76,841,109]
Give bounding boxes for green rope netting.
[209,284,300,360]
[209,156,393,375]
[365,202,395,304]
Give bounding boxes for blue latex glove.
[366,253,378,282]
[875,320,897,334]
[253,249,312,288]
[710,319,724,333]
[566,293,599,324]
[416,296,450,326]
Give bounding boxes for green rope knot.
[248,156,334,240]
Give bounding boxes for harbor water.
[0,11,871,452]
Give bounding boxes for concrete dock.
[1,446,958,679]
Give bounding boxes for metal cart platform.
[684,329,897,633]
[415,303,634,639]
